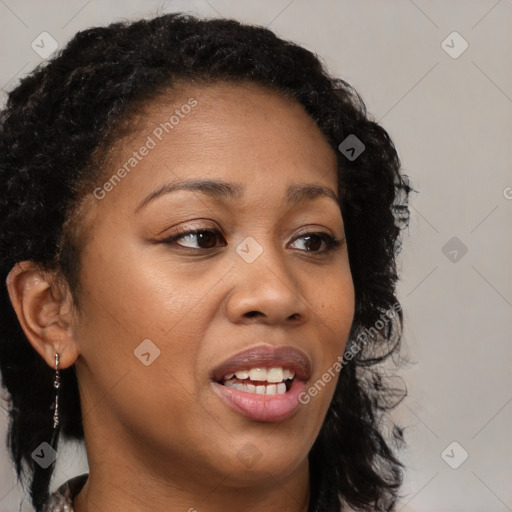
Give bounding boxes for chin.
[224,442,309,485]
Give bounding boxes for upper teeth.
[222,367,295,383]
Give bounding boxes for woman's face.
[73,81,355,487]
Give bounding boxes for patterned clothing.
[39,473,334,511]
[40,474,88,512]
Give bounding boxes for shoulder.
[41,473,89,512]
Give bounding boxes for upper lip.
[210,344,312,382]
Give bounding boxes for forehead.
[93,80,339,211]
[126,80,335,164]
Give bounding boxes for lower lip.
[211,378,307,422]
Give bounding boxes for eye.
[162,229,226,250]
[289,232,343,253]
[160,228,343,253]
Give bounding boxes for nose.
[225,241,310,326]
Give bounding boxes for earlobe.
[5,261,79,369]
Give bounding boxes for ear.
[5,261,79,369]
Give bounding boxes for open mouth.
[210,344,311,422]
[218,367,295,395]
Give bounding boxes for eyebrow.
[134,178,340,213]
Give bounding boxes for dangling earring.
[52,352,61,429]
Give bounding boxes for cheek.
[305,267,354,403]
[73,255,209,439]
[311,265,355,339]
[77,236,213,338]
[74,246,215,401]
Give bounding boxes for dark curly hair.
[0,11,412,512]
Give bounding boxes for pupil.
[198,232,216,249]
[306,235,321,251]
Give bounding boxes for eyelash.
[160,228,343,254]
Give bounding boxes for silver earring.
[52,353,61,429]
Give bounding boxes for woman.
[0,11,411,512]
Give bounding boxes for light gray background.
[1,1,511,511]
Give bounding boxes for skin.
[7,81,355,512]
